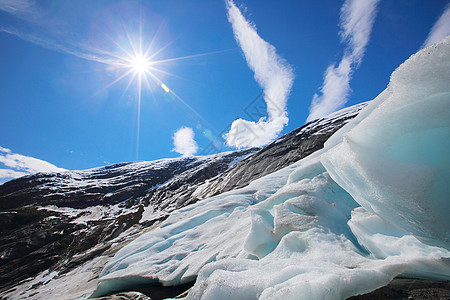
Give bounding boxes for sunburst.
[92,26,231,159]
[130,55,151,74]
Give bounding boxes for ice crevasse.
[93,37,450,299]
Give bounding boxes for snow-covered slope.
[0,149,258,294]
[91,38,450,299]
[0,149,255,210]
[0,99,367,299]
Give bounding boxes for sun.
[130,54,151,75]
[96,28,222,159]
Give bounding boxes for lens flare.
[161,83,170,93]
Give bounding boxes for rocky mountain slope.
[193,102,368,199]
[0,103,367,298]
[0,149,258,293]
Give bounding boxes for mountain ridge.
[0,102,368,298]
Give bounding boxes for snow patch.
[38,204,139,224]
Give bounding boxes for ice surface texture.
[94,38,450,299]
[322,36,450,250]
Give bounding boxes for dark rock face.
[0,103,367,297]
[0,149,257,293]
[94,291,151,300]
[0,207,135,291]
[194,102,368,199]
[348,277,450,300]
[0,149,254,211]
[92,282,194,300]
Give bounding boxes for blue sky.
[0,0,449,182]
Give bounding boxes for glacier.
[92,37,450,299]
[321,36,450,250]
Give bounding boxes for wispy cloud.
[0,146,66,184]
[0,0,34,16]
[172,127,198,157]
[423,4,450,48]
[307,0,380,122]
[224,0,294,148]
[0,1,143,66]
[0,26,113,65]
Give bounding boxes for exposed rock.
[0,149,256,294]
[193,102,368,199]
[348,278,450,300]
[92,282,194,300]
[0,148,257,211]
[93,291,151,300]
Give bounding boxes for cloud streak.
[0,0,35,16]
[307,0,380,122]
[172,127,198,157]
[224,0,294,148]
[0,26,115,65]
[0,1,148,67]
[0,146,66,184]
[423,4,450,48]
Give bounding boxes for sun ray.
[141,71,154,91]
[89,68,135,100]
[89,20,234,159]
[103,32,134,61]
[150,48,236,65]
[143,22,166,59]
[147,66,188,82]
[147,39,175,62]
[136,70,142,159]
[145,71,213,127]
[124,28,139,63]
[118,71,138,101]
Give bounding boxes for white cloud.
[226,116,288,149]
[0,146,66,184]
[309,58,352,122]
[224,0,294,148]
[339,0,380,64]
[307,0,380,122]
[423,4,450,48]
[0,146,11,153]
[172,127,198,157]
[0,169,29,182]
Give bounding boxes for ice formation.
[322,36,450,249]
[94,37,450,299]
